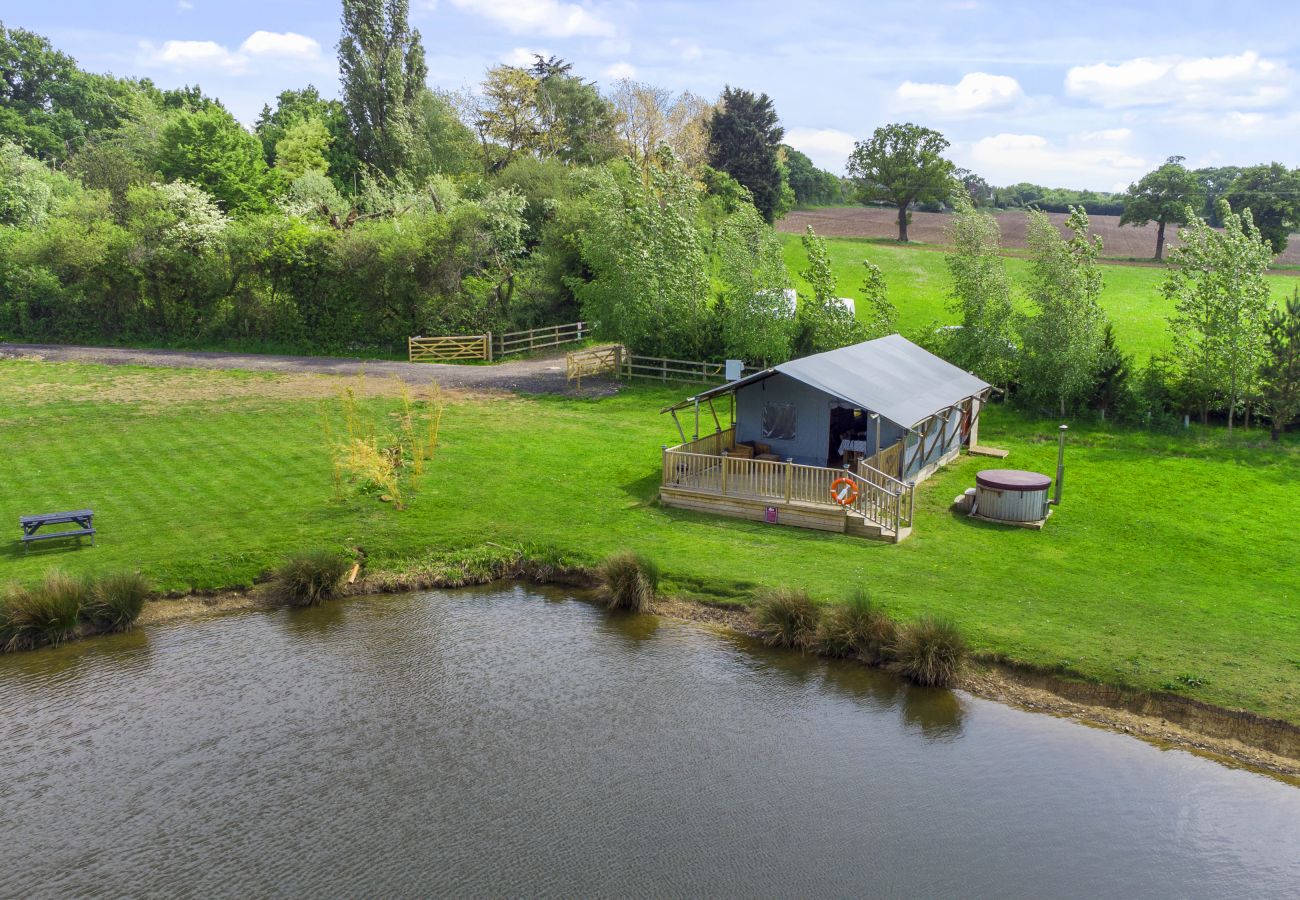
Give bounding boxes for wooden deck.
[660,430,915,543]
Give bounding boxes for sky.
[7,0,1300,190]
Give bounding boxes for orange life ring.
[831,477,859,506]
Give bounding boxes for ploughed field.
[1,359,1297,726]
[779,206,1300,266]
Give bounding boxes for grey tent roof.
[775,335,990,428]
[663,335,990,429]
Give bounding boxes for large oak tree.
[846,122,953,242]
[1118,155,1202,261]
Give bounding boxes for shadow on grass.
[3,537,96,561]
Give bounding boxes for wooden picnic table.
[20,509,95,552]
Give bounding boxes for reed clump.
[816,590,898,664]
[753,587,821,651]
[0,571,91,650]
[595,551,660,612]
[891,615,967,687]
[271,551,352,608]
[86,571,151,633]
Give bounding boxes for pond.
[2,586,1298,898]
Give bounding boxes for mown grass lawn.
[780,234,1299,360]
[2,359,1298,723]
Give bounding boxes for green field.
[780,235,1298,360]
[2,359,1298,723]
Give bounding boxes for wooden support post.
[721,451,729,495]
[784,458,793,503]
[485,332,494,362]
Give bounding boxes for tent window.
[762,402,797,440]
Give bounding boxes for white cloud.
[1066,51,1290,109]
[785,127,858,173]
[503,47,548,66]
[176,0,194,10]
[449,0,615,38]
[603,61,636,79]
[964,131,1147,191]
[895,72,1024,116]
[239,31,321,61]
[670,38,702,62]
[139,39,245,72]
[139,30,323,75]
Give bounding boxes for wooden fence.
[565,344,756,385]
[495,321,586,356]
[409,334,492,362]
[409,321,587,363]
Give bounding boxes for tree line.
[0,4,848,357]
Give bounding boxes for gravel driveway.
[0,342,622,396]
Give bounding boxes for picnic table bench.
[20,509,95,552]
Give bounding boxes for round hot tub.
[974,469,1052,523]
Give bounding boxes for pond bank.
[122,564,1300,783]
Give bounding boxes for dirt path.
[0,342,621,396]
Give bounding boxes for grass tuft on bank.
[271,550,352,608]
[596,551,660,612]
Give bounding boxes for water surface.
[1,586,1297,898]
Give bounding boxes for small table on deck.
[20,509,96,552]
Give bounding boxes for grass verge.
[1,359,1297,724]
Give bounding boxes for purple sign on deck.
[765,506,778,524]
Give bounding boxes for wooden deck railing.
[668,427,736,456]
[662,448,913,537]
[861,441,903,481]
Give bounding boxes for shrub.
[1,572,89,650]
[595,551,660,612]
[891,616,967,687]
[86,571,151,633]
[271,551,351,607]
[816,590,898,663]
[754,588,821,650]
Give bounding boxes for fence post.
[721,451,729,495]
[485,332,494,362]
[614,345,623,380]
[528,327,535,351]
[661,358,667,382]
[784,458,793,504]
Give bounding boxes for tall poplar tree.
[1163,203,1273,431]
[945,194,1018,390]
[1019,207,1106,416]
[337,0,428,177]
